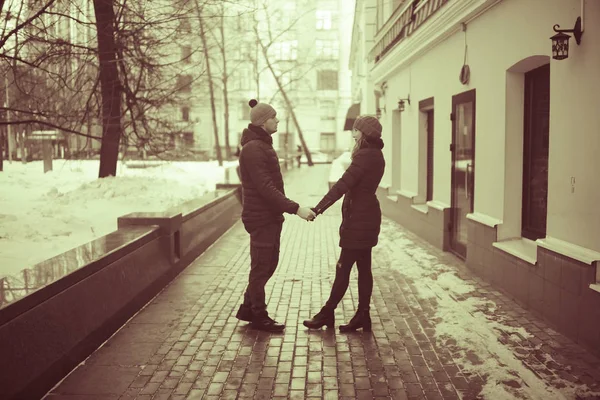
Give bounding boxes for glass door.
[450,90,476,259]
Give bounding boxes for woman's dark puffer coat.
[314,138,385,249]
[239,124,299,232]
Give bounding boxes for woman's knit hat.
[353,115,382,139]
[249,99,277,126]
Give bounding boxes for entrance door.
[522,63,550,240]
[450,90,476,259]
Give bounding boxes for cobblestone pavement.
[46,165,600,400]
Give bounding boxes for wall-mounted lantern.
[398,95,411,112]
[550,16,583,60]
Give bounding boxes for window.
[280,2,297,29]
[320,100,336,120]
[522,64,550,240]
[231,68,251,91]
[181,45,192,63]
[233,42,253,61]
[240,100,250,120]
[179,18,191,34]
[181,106,190,121]
[271,41,298,61]
[316,40,339,60]
[418,98,435,203]
[426,110,434,201]
[376,0,384,31]
[317,70,338,90]
[316,10,332,30]
[176,74,192,93]
[280,71,296,90]
[320,132,336,152]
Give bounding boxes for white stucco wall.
[372,0,600,252]
[546,1,600,252]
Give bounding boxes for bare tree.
[252,3,316,166]
[194,1,223,166]
[215,3,231,159]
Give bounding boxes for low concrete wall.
[0,188,242,400]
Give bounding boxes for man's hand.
[297,206,316,221]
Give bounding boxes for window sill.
[466,212,503,228]
[426,200,449,211]
[536,237,600,266]
[590,284,600,295]
[386,195,398,202]
[411,204,428,214]
[397,189,417,200]
[493,238,537,265]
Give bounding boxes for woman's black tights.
[324,248,373,311]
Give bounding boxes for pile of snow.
[329,151,351,182]
[0,159,238,279]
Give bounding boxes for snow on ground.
[0,159,238,279]
[378,219,600,400]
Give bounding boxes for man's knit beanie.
[353,115,382,139]
[249,99,277,126]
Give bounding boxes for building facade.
[351,0,600,353]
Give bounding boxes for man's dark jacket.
[314,138,385,249]
[239,124,299,232]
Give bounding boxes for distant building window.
[377,0,385,30]
[281,71,296,90]
[280,2,297,28]
[316,10,332,30]
[271,41,298,61]
[232,69,251,91]
[316,40,339,59]
[181,106,190,121]
[320,132,336,151]
[320,100,336,120]
[179,18,191,34]
[233,42,253,61]
[241,100,250,120]
[181,45,192,63]
[176,74,193,93]
[317,70,338,90]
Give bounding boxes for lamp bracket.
[553,17,583,45]
[399,95,411,105]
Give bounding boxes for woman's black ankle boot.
[339,309,371,332]
[303,307,335,329]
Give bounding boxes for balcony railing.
[370,0,450,63]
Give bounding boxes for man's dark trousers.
[243,221,283,319]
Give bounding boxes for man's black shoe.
[251,318,285,332]
[235,304,253,322]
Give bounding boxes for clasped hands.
[297,206,317,222]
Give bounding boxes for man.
[236,98,315,332]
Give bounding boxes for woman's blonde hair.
[351,130,368,160]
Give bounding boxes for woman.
[303,115,385,332]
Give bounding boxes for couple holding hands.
[235,99,385,333]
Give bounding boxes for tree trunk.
[0,131,4,171]
[93,0,122,177]
[196,4,222,166]
[219,13,231,159]
[257,37,313,166]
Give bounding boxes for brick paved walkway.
[46,165,600,400]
